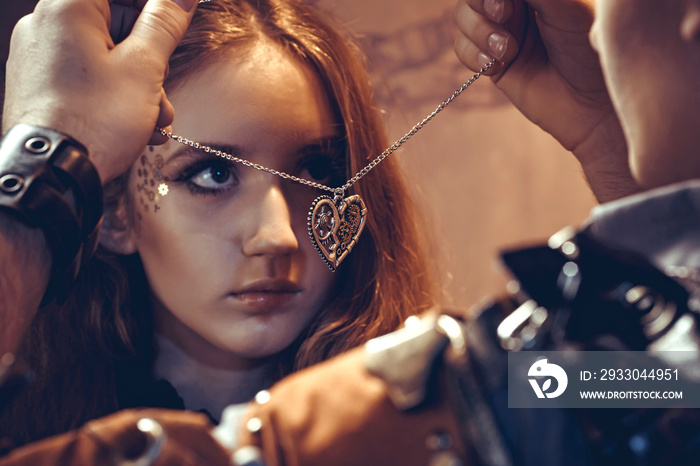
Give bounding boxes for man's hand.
[454,0,640,202]
[0,0,196,355]
[0,409,231,466]
[3,0,197,183]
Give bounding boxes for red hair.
[3,0,437,446]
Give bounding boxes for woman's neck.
[153,334,275,420]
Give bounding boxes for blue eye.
[174,159,238,196]
[191,163,233,188]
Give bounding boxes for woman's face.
[590,0,700,188]
[125,41,342,367]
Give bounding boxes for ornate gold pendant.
[308,194,367,271]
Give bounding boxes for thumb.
[123,0,198,66]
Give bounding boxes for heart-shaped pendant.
[308,194,367,271]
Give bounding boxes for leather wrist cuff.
[0,124,103,305]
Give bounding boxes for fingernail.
[477,52,495,69]
[171,0,196,12]
[484,0,504,22]
[488,32,508,60]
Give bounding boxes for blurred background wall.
[0,0,598,313]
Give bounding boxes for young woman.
[2,0,436,446]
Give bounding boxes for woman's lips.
[228,279,302,311]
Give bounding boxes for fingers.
[463,0,515,23]
[455,35,502,74]
[454,0,519,75]
[156,89,175,128]
[31,0,112,30]
[124,0,197,66]
[149,89,174,145]
[84,411,155,460]
[83,409,230,465]
[148,128,170,145]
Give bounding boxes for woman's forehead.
[163,47,338,150]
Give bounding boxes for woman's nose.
[241,184,299,257]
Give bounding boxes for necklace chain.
[160,54,496,196]
[183,0,495,271]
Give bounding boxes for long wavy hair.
[3,0,436,446]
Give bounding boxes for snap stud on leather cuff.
[0,124,103,305]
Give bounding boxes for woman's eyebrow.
[161,136,345,172]
[298,135,347,154]
[164,143,243,166]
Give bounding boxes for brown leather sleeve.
[0,409,231,466]
[237,346,468,466]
